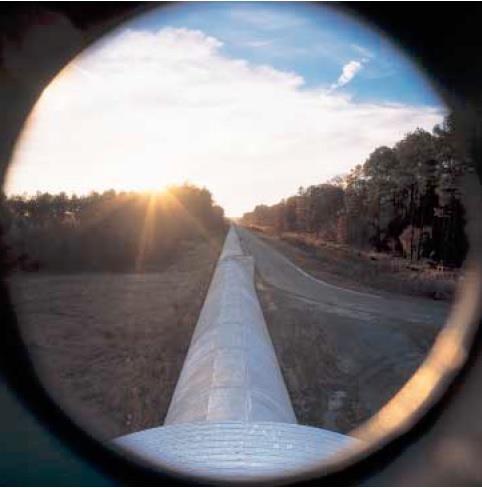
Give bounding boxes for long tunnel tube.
[164,225,296,425]
[112,225,357,482]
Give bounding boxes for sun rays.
[133,186,222,272]
[135,192,159,273]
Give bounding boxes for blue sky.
[128,2,442,107]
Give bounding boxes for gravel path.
[236,226,449,433]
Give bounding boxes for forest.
[0,184,225,273]
[241,113,472,268]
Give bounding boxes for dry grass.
[9,233,225,440]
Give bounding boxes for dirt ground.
[256,277,440,433]
[8,234,224,441]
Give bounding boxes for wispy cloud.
[242,39,274,48]
[330,59,364,90]
[7,27,444,216]
[351,44,374,60]
[228,7,306,31]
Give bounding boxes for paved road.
[236,226,450,433]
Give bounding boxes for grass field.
[8,234,224,440]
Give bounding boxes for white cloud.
[330,59,363,90]
[6,27,444,216]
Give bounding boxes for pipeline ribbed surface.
[164,226,296,425]
[113,421,356,483]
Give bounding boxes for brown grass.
[9,233,225,440]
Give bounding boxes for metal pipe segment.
[112,225,357,482]
[164,225,296,425]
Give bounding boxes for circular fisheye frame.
[1,3,481,485]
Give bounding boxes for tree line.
[241,113,472,268]
[0,184,226,272]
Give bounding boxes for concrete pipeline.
[112,225,357,483]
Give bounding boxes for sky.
[5,2,446,217]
